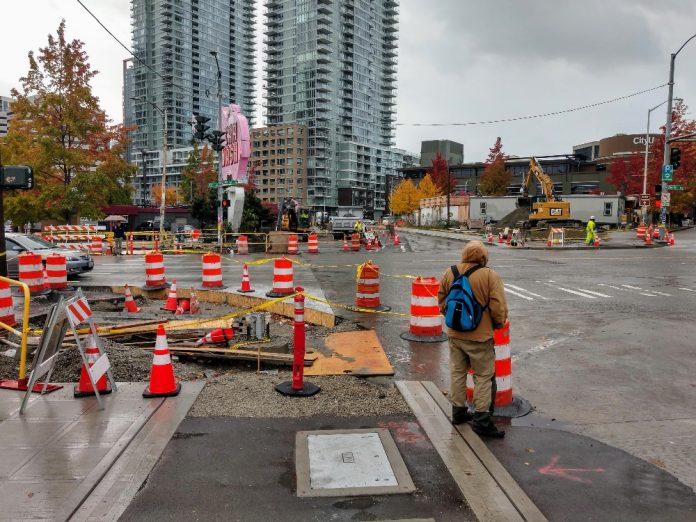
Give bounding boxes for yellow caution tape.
[301,292,411,317]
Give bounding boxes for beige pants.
[449,337,496,413]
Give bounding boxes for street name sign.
[208,180,239,189]
[667,184,683,190]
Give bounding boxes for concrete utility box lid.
[295,428,416,497]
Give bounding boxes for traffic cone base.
[143,382,181,398]
[74,338,112,398]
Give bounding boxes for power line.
[395,84,668,126]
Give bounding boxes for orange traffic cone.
[498,233,503,244]
[74,335,112,397]
[124,284,141,313]
[195,328,234,346]
[162,279,178,312]
[670,233,676,246]
[189,288,200,314]
[175,299,190,315]
[366,239,372,251]
[143,324,181,398]
[238,264,253,293]
[594,236,600,248]
[343,238,349,252]
[394,234,400,246]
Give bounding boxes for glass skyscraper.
[265,0,399,214]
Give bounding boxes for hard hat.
[590,216,595,220]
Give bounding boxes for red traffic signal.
[221,195,230,208]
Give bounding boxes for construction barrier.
[400,277,447,343]
[275,286,321,397]
[287,234,299,255]
[307,234,319,254]
[45,253,68,289]
[355,261,389,311]
[636,223,646,240]
[201,252,224,288]
[74,335,112,397]
[547,228,564,248]
[90,236,103,256]
[465,322,530,417]
[144,252,167,289]
[266,257,294,298]
[0,280,16,327]
[236,235,249,255]
[18,252,45,294]
[351,233,360,252]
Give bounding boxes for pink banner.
[220,104,251,182]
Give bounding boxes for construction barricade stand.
[547,228,564,248]
[400,277,448,343]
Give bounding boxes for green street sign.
[208,180,239,189]
[667,184,683,191]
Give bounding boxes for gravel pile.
[189,371,410,418]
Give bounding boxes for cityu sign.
[220,103,251,183]
[633,136,655,146]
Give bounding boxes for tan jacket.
[438,242,508,342]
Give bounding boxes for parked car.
[4,234,94,279]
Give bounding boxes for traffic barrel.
[238,263,254,293]
[143,324,181,398]
[400,277,447,343]
[144,252,167,289]
[0,280,16,328]
[307,234,319,254]
[90,236,103,256]
[287,234,299,255]
[74,335,112,398]
[236,235,249,255]
[162,279,179,312]
[123,284,141,313]
[266,257,294,297]
[636,223,646,240]
[201,252,224,288]
[18,252,45,294]
[465,322,530,417]
[355,261,389,311]
[351,233,360,251]
[45,253,67,289]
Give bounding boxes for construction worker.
[585,216,596,245]
[438,240,508,438]
[353,219,363,234]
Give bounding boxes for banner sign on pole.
[220,104,251,183]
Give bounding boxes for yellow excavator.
[518,158,580,228]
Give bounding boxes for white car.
[5,234,94,279]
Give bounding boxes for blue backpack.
[445,265,487,332]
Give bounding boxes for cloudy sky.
[2,0,695,160]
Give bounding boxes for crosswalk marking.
[543,283,597,299]
[621,284,658,297]
[679,287,696,292]
[506,284,547,299]
[651,291,672,297]
[577,289,612,298]
[504,287,534,301]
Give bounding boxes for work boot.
[451,405,473,425]
[472,412,505,438]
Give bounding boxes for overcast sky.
[2,0,695,161]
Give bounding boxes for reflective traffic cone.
[143,324,181,398]
[238,264,253,293]
[195,328,234,346]
[594,236,600,247]
[394,234,400,246]
[189,288,201,314]
[670,233,676,246]
[175,299,190,315]
[498,233,503,244]
[162,279,178,312]
[123,284,141,313]
[74,335,112,397]
[366,239,372,251]
[343,238,349,252]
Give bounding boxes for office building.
[420,140,463,167]
[0,96,13,138]
[265,0,399,215]
[124,0,256,201]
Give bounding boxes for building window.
[480,202,487,215]
[604,202,613,216]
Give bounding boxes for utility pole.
[644,100,668,225]
[159,107,168,238]
[211,50,224,251]
[140,149,148,206]
[0,144,5,277]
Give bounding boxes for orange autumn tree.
[150,185,179,206]
[418,173,442,198]
[389,178,421,215]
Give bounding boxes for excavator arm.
[524,158,556,201]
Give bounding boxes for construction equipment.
[276,198,314,239]
[518,158,580,228]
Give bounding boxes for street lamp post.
[210,50,224,250]
[643,100,668,225]
[660,33,696,239]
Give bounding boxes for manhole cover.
[296,428,416,497]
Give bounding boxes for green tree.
[3,20,134,223]
[180,142,217,204]
[239,189,272,232]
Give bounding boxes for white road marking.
[651,291,672,297]
[503,287,534,301]
[506,284,547,299]
[577,289,612,298]
[679,287,696,292]
[621,284,658,297]
[543,283,597,299]
[598,284,624,291]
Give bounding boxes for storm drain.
[295,428,416,497]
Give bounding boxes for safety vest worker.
[354,220,363,233]
[585,217,596,245]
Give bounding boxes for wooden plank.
[305,330,394,376]
[421,381,548,522]
[396,381,524,522]
[164,345,317,366]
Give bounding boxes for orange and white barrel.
[356,261,382,309]
[287,234,299,255]
[18,252,45,294]
[145,252,166,287]
[90,236,103,255]
[201,252,223,288]
[266,257,294,297]
[236,235,249,255]
[467,322,513,407]
[307,234,319,254]
[351,233,360,252]
[45,253,68,289]
[636,223,646,240]
[0,280,16,327]
[400,277,447,342]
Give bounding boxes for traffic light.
[221,193,230,209]
[209,130,226,152]
[670,147,681,169]
[193,114,211,141]
[655,184,662,198]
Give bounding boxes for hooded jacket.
[437,240,508,342]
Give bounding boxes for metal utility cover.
[296,428,416,497]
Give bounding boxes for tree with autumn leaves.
[479,137,512,196]
[2,21,134,224]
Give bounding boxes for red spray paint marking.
[538,455,605,484]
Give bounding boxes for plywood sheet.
[305,330,393,376]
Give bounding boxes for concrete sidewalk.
[0,381,203,521]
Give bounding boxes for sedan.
[5,234,94,279]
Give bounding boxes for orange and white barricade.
[400,277,447,342]
[74,335,112,397]
[18,252,45,294]
[144,252,167,288]
[90,236,103,255]
[45,253,68,289]
[201,252,224,288]
[636,223,646,240]
[266,257,294,297]
[236,235,249,255]
[287,234,299,255]
[0,281,16,327]
[355,261,389,311]
[307,234,319,254]
[351,233,360,252]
